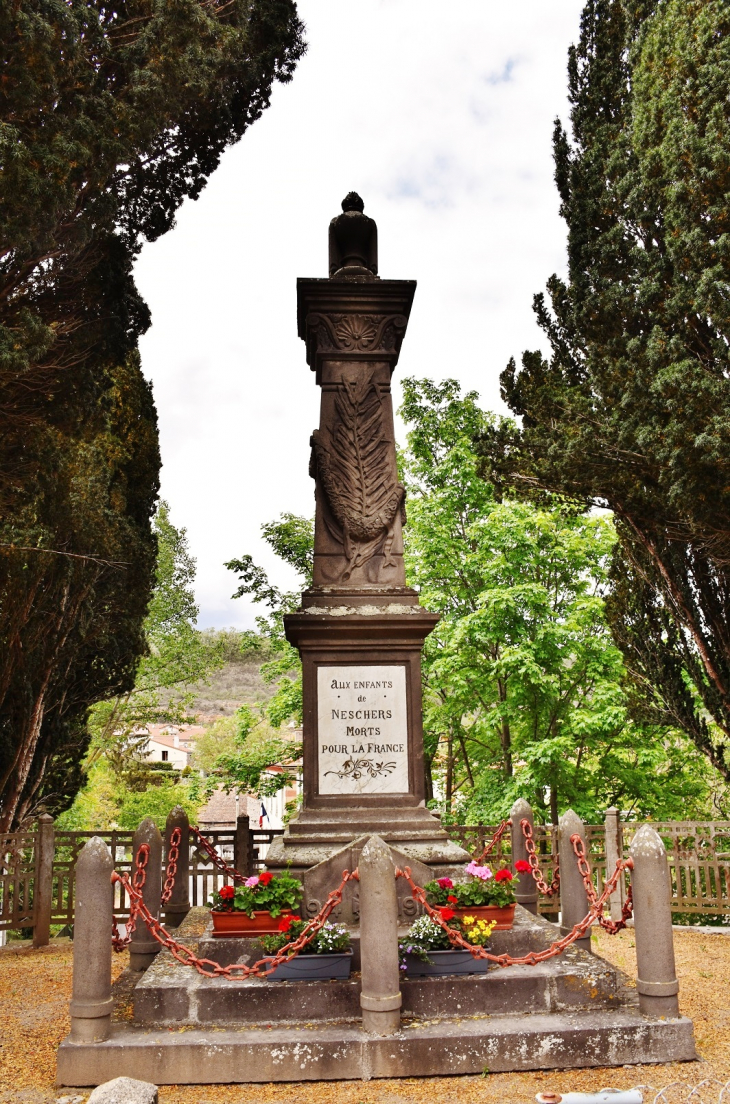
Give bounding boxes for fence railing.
[4,812,730,938]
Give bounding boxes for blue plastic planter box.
[404,949,490,977]
[263,950,353,981]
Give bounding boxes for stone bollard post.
[69,837,114,1042]
[604,806,626,923]
[163,806,190,928]
[234,814,255,878]
[630,824,680,1017]
[510,798,539,915]
[33,813,55,947]
[129,817,163,972]
[558,809,592,953]
[358,835,401,1036]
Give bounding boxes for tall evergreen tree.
[479,0,730,776]
[0,0,305,828]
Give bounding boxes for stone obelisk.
[266,194,467,881]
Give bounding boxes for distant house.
[139,724,205,771]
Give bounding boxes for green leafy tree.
[0,0,305,829]
[479,0,730,779]
[225,512,313,727]
[401,377,716,824]
[86,502,224,783]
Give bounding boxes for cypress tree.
[479,0,730,774]
[0,0,305,828]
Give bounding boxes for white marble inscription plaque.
[317,665,409,795]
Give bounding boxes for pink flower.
[245,875,260,888]
[465,861,493,881]
[436,877,453,890]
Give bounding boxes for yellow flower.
[462,914,476,924]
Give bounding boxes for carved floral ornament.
[306,312,408,361]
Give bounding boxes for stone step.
[133,948,626,1026]
[57,1011,697,1086]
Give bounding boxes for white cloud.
[133,0,584,629]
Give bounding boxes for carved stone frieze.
[306,312,408,365]
[310,368,405,583]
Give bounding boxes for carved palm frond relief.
[313,369,405,580]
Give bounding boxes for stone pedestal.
[267,194,468,879]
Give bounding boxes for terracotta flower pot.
[448,903,515,930]
[211,908,296,937]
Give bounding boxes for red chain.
[111,866,359,978]
[520,818,561,896]
[111,842,150,950]
[190,825,246,884]
[161,827,182,906]
[395,857,633,967]
[570,833,633,933]
[474,819,511,864]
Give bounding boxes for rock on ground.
[87,1080,157,1104]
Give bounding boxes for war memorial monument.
[56,197,696,1086]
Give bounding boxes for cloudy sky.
[133,0,584,630]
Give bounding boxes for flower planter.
[448,903,515,930]
[404,949,490,977]
[262,950,353,981]
[211,909,296,937]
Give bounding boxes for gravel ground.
[0,927,728,1104]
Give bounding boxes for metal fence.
[4,814,730,937]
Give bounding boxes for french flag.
[259,803,269,828]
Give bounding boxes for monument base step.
[57,1011,697,1086]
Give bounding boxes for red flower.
[495,868,513,882]
[447,895,458,904]
[439,907,456,922]
[278,915,294,932]
[218,885,235,900]
[258,871,274,886]
[514,860,531,874]
[436,877,453,890]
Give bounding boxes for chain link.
[160,826,181,906]
[395,854,633,967]
[570,832,634,933]
[111,842,149,950]
[474,818,511,864]
[520,818,561,896]
[111,863,359,979]
[190,824,246,884]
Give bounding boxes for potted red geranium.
[424,861,518,930]
[209,870,303,936]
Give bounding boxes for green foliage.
[86,503,224,782]
[478,0,730,778]
[225,513,313,729]
[213,704,300,799]
[401,377,718,823]
[0,0,305,829]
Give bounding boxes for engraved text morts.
[267,194,470,881]
[318,666,408,794]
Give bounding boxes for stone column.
[69,837,114,1042]
[605,806,626,923]
[630,824,680,1017]
[234,814,255,878]
[558,809,592,953]
[359,835,401,1036]
[129,817,162,972]
[33,813,55,947]
[163,806,190,929]
[510,799,538,915]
